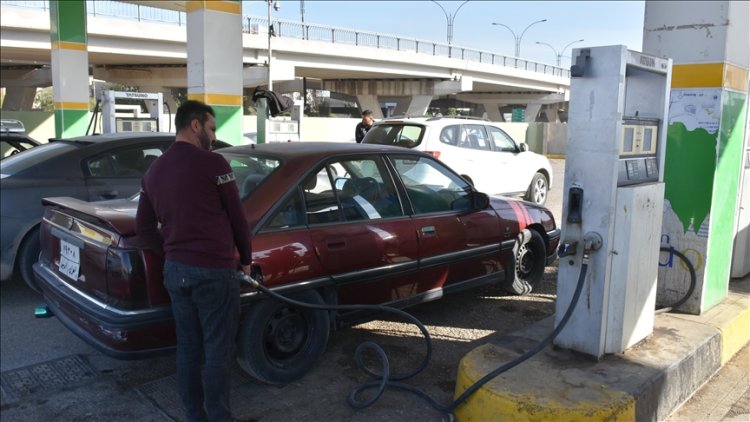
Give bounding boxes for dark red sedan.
[33,142,559,384]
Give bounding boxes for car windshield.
[218,151,281,198]
[362,123,424,148]
[0,141,77,176]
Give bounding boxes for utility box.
[554,45,672,358]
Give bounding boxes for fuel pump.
[555,45,672,358]
[100,90,165,134]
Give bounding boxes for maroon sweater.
[135,141,252,269]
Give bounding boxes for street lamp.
[536,39,584,66]
[431,0,470,45]
[491,19,547,57]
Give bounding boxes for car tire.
[236,289,330,384]
[525,172,548,205]
[17,226,41,293]
[504,229,546,296]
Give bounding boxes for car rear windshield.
[0,141,78,176]
[362,123,425,148]
[218,152,281,198]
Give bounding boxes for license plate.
[59,239,80,281]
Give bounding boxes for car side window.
[390,156,472,214]
[301,165,341,225]
[86,146,163,178]
[488,126,517,152]
[439,125,460,146]
[460,125,492,150]
[334,157,404,222]
[265,190,305,230]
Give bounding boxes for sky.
[241,1,646,68]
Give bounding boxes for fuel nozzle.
[238,272,261,288]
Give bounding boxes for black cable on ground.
[241,257,591,417]
[655,246,697,314]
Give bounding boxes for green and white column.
[644,1,749,313]
[186,0,243,144]
[50,0,90,138]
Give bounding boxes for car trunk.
[39,197,167,310]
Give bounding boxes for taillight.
[106,248,148,309]
[426,151,441,159]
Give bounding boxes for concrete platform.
[453,276,750,421]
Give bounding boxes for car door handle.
[327,241,346,250]
[421,226,436,235]
[98,190,118,200]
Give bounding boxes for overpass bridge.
[0,0,571,121]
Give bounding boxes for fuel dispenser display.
[619,117,660,185]
[555,45,672,358]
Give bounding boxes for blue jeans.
[163,260,240,422]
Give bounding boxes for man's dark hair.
[361,109,373,117]
[175,100,215,132]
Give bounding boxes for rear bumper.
[546,228,561,265]
[33,261,176,359]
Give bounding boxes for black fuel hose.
[655,246,697,314]
[240,257,591,416]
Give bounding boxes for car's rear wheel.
[504,229,546,296]
[525,172,548,205]
[17,226,41,293]
[236,289,330,384]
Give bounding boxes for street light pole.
[431,0,470,45]
[536,39,584,66]
[491,19,547,57]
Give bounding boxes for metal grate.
[0,355,98,404]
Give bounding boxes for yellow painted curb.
[699,290,750,364]
[453,344,636,421]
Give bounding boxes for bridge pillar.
[1,86,36,111]
[403,95,433,117]
[49,0,90,138]
[356,95,383,119]
[474,102,505,122]
[185,0,243,144]
[542,105,561,123]
[523,103,542,122]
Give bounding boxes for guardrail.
[4,0,569,78]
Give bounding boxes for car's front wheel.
[525,172,548,205]
[17,226,41,293]
[504,229,546,296]
[236,289,330,384]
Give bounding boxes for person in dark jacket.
[136,100,252,422]
[355,109,374,143]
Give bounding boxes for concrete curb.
[453,278,749,421]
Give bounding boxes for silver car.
[0,132,230,291]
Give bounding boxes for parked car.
[0,132,231,292]
[1,119,41,159]
[362,116,553,205]
[33,142,560,384]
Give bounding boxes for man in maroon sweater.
[136,100,252,422]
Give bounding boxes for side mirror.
[471,191,490,210]
[519,143,529,152]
